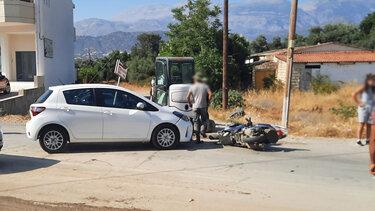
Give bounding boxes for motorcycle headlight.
[173,111,190,122]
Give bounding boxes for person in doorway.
[352,74,375,146]
[187,73,212,143]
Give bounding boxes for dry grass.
[209,84,359,138]
[103,80,151,96]
[0,115,30,122]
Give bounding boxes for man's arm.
[187,91,193,108]
[207,89,213,105]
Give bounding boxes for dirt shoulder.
[0,196,144,211]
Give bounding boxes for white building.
[0,0,75,91]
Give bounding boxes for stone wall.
[0,76,45,115]
[276,60,302,89]
[0,87,45,115]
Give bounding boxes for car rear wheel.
[4,83,10,94]
[152,124,180,150]
[39,126,68,153]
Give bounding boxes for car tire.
[4,83,10,94]
[151,124,180,150]
[39,126,68,153]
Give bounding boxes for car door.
[58,88,103,141]
[96,88,152,141]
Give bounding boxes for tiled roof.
[275,51,375,63]
[251,42,367,57]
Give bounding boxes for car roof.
[50,84,128,91]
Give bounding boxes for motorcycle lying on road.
[209,118,287,150]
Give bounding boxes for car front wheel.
[39,126,68,153]
[152,124,180,150]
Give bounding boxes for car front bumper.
[176,119,193,143]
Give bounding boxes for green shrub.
[310,74,339,94]
[211,90,245,109]
[330,100,357,119]
[263,74,283,90]
[78,67,98,83]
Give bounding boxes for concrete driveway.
[0,121,374,211]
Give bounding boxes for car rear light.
[30,106,46,117]
[276,129,284,138]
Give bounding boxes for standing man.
[187,73,212,143]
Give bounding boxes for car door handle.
[60,107,71,112]
[103,111,113,115]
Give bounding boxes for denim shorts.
[358,105,372,123]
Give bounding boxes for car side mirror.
[137,102,145,110]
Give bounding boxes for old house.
[250,43,375,90]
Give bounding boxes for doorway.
[16,51,36,81]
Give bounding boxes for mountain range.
[74,0,375,58]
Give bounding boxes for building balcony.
[0,0,35,26]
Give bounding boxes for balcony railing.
[0,0,35,24]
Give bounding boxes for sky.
[74,0,312,22]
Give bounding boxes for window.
[63,89,95,106]
[36,90,53,104]
[156,61,166,85]
[170,62,194,84]
[96,89,158,111]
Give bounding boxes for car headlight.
[173,111,190,122]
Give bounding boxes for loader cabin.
[153,57,195,106]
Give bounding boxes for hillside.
[74,31,167,58]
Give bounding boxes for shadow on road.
[64,141,223,154]
[263,144,310,152]
[0,154,60,175]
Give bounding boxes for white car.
[26,84,193,153]
[0,127,3,151]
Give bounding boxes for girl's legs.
[357,123,365,145]
[369,124,375,175]
[366,124,371,145]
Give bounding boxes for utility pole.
[281,0,298,128]
[222,0,228,110]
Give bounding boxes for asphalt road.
[0,121,374,211]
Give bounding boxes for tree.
[127,33,162,84]
[360,12,375,35]
[359,12,375,49]
[269,36,284,50]
[160,0,223,89]
[75,50,129,83]
[250,35,269,53]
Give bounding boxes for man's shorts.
[368,104,375,125]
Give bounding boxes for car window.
[36,90,53,104]
[63,89,95,106]
[96,88,158,111]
